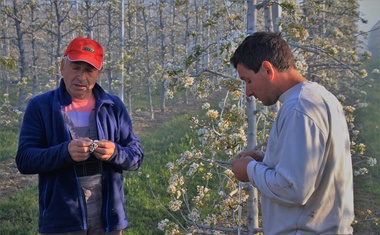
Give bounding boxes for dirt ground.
[0,158,38,200]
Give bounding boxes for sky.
[357,0,380,32]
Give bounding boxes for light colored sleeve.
[247,110,327,206]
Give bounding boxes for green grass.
[352,67,380,234]
[0,186,38,234]
[124,115,197,234]
[0,126,19,161]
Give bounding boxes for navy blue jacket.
[16,79,144,233]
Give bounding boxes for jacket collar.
[57,78,113,106]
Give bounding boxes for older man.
[16,37,144,234]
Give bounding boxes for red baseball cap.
[64,37,103,70]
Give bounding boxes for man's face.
[237,63,276,106]
[61,60,101,100]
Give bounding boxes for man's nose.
[77,69,87,80]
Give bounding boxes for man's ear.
[261,61,275,79]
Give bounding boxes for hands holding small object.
[68,138,116,162]
[230,150,265,182]
[89,140,99,153]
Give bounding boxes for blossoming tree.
[153,0,378,234]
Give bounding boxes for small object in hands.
[89,140,99,153]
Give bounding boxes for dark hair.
[230,32,296,73]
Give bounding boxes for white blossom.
[182,76,194,88]
[169,200,182,212]
[367,157,377,167]
[354,167,368,176]
[165,89,174,99]
[203,214,217,225]
[186,162,199,176]
[166,162,174,172]
[188,209,200,222]
[359,69,368,78]
[158,219,169,231]
[224,169,234,177]
[202,102,210,110]
[206,109,219,119]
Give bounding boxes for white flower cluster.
[176,151,191,166]
[357,143,366,155]
[359,69,368,78]
[181,76,194,88]
[188,208,200,222]
[186,162,199,176]
[202,172,212,180]
[223,169,234,177]
[331,28,344,38]
[167,173,185,198]
[218,120,230,132]
[202,102,210,110]
[162,78,175,99]
[44,79,56,90]
[362,51,372,61]
[352,130,360,136]
[197,128,211,145]
[157,219,169,231]
[295,60,308,75]
[166,162,175,173]
[17,77,29,87]
[165,89,174,99]
[206,109,219,119]
[350,54,359,62]
[197,185,209,199]
[203,214,217,226]
[157,219,180,235]
[169,199,182,212]
[344,105,356,113]
[355,102,368,108]
[192,185,210,207]
[330,47,339,56]
[367,157,377,167]
[336,94,346,103]
[232,90,243,100]
[229,132,247,145]
[188,116,199,126]
[354,167,368,176]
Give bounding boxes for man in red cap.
[16,37,144,234]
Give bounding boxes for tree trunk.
[142,6,154,120]
[245,0,259,234]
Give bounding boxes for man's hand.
[230,156,254,182]
[68,138,92,162]
[92,140,116,161]
[234,150,264,162]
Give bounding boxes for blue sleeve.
[103,96,144,171]
[16,97,73,174]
